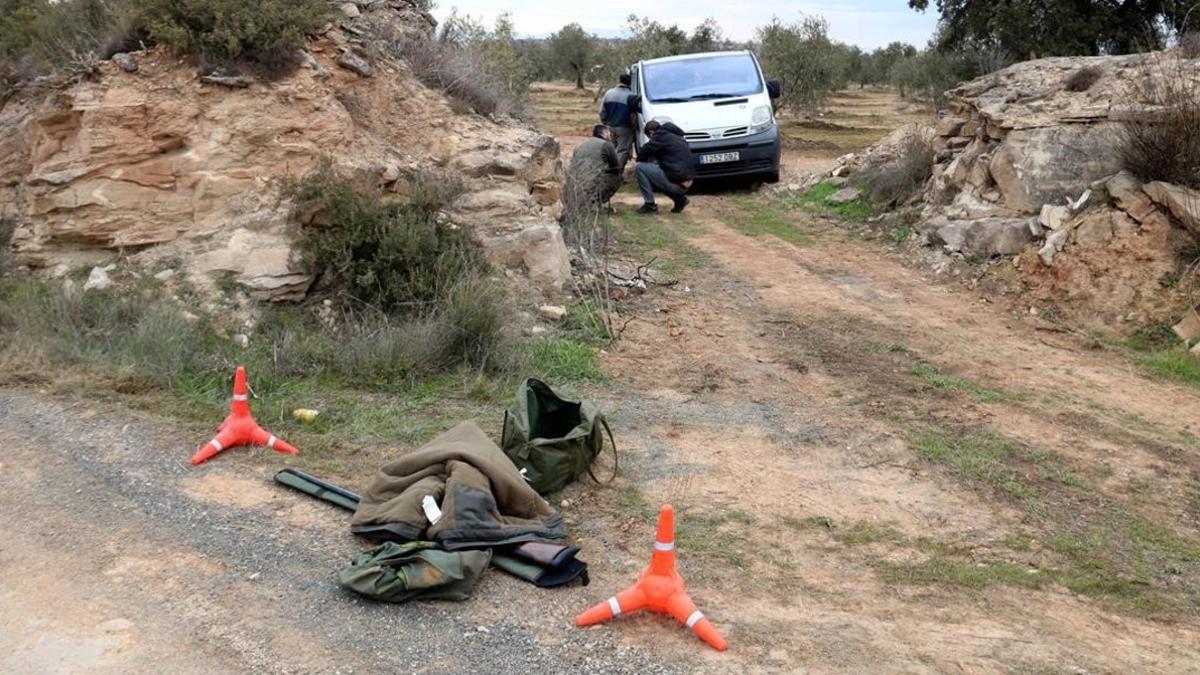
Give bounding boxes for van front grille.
[723,127,749,138]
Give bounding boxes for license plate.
[700,152,740,164]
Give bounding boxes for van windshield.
[642,54,763,103]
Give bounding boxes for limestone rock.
[932,218,1035,258]
[480,223,570,293]
[1072,210,1116,246]
[1,9,565,298]
[935,116,967,137]
[191,229,312,301]
[987,124,1122,214]
[83,266,112,292]
[339,2,361,18]
[539,305,567,321]
[1174,312,1200,341]
[828,187,863,204]
[200,73,251,88]
[336,50,373,77]
[1105,171,1155,221]
[1143,181,1200,239]
[966,157,993,189]
[111,53,138,73]
[1039,227,1070,265]
[1039,204,1072,230]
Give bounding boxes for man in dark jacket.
[599,73,636,169]
[634,120,695,214]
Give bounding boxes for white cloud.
[432,1,939,49]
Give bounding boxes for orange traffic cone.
[189,366,299,466]
[576,504,728,651]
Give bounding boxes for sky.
[431,1,941,50]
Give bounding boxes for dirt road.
[585,193,1200,672]
[4,198,1200,673]
[4,86,1199,673]
[0,392,675,674]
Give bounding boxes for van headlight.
[749,106,774,134]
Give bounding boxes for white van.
[630,50,782,183]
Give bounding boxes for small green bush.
[285,161,485,314]
[138,0,330,74]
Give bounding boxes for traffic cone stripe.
[686,610,704,628]
[267,435,277,449]
[654,541,675,551]
[210,439,223,452]
[608,597,622,616]
[233,394,249,401]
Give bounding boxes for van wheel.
[764,171,780,184]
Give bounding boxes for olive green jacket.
[350,422,565,549]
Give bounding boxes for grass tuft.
[909,362,1010,403]
[728,197,814,246]
[788,181,879,222]
[529,338,603,383]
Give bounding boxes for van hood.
[647,98,760,134]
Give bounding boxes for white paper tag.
[422,495,443,525]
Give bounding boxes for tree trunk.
[573,64,584,90]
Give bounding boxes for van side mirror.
[767,79,782,100]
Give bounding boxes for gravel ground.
[0,389,686,674]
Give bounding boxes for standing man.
[599,73,636,169]
[564,125,623,215]
[634,120,694,214]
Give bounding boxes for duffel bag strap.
[587,417,619,485]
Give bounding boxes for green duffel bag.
[337,541,491,603]
[500,378,617,495]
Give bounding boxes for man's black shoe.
[637,203,659,214]
[671,195,690,213]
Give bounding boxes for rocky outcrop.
[0,0,568,299]
[828,50,1200,330]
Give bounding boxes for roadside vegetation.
[788,181,880,222]
[0,0,332,90]
[0,163,605,476]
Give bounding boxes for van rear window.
[643,54,763,103]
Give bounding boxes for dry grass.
[1119,61,1200,190]
[860,131,934,205]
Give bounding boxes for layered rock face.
[834,51,1200,329]
[0,0,567,300]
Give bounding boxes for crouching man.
[635,120,694,214]
[564,125,623,215]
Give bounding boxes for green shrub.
[0,280,211,387]
[285,161,485,314]
[0,0,138,78]
[141,0,327,64]
[138,0,330,74]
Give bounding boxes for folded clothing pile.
[275,420,589,603]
